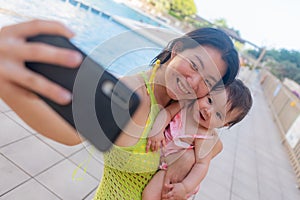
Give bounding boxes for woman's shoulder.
[119,74,140,86]
[113,74,152,147]
[119,74,147,97]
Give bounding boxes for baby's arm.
[182,137,223,192]
[162,155,211,199]
[142,170,166,200]
[185,136,223,190]
[146,101,181,152]
[162,137,223,199]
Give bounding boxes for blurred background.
[0,0,300,199]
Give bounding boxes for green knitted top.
[94,66,161,199]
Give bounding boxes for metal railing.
[260,69,300,188]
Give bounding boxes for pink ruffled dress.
[161,109,213,197]
[163,110,213,157]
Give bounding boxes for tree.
[169,0,197,19]
[269,60,300,84]
[150,0,171,12]
[251,47,300,84]
[148,0,197,20]
[234,41,245,52]
[265,48,300,68]
[213,18,229,28]
[247,49,260,59]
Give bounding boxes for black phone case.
[25,35,140,151]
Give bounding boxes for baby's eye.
[207,97,213,104]
[216,112,222,120]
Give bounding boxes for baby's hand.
[146,132,166,152]
[162,183,188,200]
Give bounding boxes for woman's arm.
[150,101,182,137]
[146,101,181,152]
[1,83,83,145]
[146,102,181,152]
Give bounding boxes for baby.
[143,79,253,199]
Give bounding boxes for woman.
[0,20,239,199]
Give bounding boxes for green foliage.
[185,16,211,28]
[149,0,171,12]
[248,48,300,84]
[265,49,300,68]
[168,10,183,20]
[169,0,197,18]
[246,49,261,59]
[269,60,300,84]
[149,0,197,20]
[265,49,281,61]
[234,41,245,52]
[213,18,229,28]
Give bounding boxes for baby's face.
[192,90,238,129]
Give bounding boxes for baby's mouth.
[199,111,206,121]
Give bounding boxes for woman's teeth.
[177,79,189,94]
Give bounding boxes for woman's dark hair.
[151,27,239,89]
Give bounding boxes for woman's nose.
[187,74,206,97]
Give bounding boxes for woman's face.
[165,44,227,100]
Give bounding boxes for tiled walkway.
[0,70,300,200]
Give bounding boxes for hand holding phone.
[25,35,140,151]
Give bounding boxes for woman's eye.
[205,79,213,88]
[190,60,198,71]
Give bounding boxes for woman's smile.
[177,77,191,94]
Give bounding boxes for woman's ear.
[171,41,183,59]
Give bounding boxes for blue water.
[81,0,163,27]
[0,0,163,75]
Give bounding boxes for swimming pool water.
[0,0,163,75]
[81,0,163,27]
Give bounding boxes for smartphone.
[25,35,140,151]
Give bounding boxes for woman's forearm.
[2,82,82,145]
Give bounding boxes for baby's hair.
[225,79,253,127]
